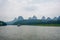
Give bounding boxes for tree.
[0,21,7,26]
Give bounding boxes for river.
[0,25,60,40]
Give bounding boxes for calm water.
[0,25,60,40]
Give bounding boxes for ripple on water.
[0,25,60,40]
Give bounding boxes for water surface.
[0,25,60,40]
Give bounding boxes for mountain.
[6,16,60,25]
[6,18,17,25]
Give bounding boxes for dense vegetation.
[12,16,60,26]
[0,21,7,26]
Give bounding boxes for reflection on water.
[0,25,60,40]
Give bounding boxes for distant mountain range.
[6,16,60,25]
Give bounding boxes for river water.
[0,25,60,40]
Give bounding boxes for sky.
[0,0,60,21]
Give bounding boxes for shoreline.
[0,24,60,27]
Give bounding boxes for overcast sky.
[0,0,60,21]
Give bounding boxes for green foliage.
[34,24,60,26]
[7,16,60,26]
[0,21,7,26]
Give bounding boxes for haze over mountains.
[6,16,60,25]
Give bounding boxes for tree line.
[13,16,60,25]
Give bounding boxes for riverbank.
[0,24,60,27]
[33,24,60,26]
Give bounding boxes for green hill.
[0,21,7,26]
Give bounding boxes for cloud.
[0,0,60,21]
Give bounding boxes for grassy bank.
[32,24,60,26]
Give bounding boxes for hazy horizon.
[0,0,60,21]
